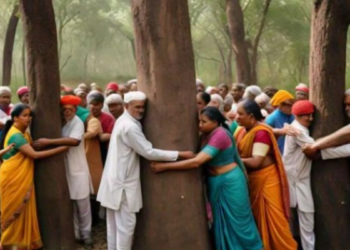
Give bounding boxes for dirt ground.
[75,223,107,250]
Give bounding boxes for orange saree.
[236,124,297,250]
[0,126,42,250]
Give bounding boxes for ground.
[75,223,107,250]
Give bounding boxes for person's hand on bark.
[150,162,167,173]
[32,138,51,149]
[302,143,318,159]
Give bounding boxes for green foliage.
[0,0,349,90]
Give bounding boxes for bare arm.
[33,138,80,148]
[19,144,69,159]
[99,133,111,142]
[151,152,211,172]
[313,125,350,150]
[241,156,265,169]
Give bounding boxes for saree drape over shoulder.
[0,126,42,250]
[236,124,297,250]
[201,127,262,250]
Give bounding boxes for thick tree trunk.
[131,1,211,249]
[309,1,350,249]
[226,0,251,85]
[2,5,19,86]
[19,0,75,248]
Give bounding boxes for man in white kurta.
[283,100,315,250]
[97,91,180,250]
[34,96,93,245]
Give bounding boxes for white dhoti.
[106,192,136,250]
[73,196,92,240]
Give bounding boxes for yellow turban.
[270,90,294,107]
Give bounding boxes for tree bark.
[19,0,75,248]
[226,0,251,84]
[131,1,211,249]
[22,38,27,86]
[2,4,19,86]
[309,1,350,249]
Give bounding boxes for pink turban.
[17,86,29,97]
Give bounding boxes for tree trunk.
[226,47,233,84]
[19,0,75,248]
[131,1,211,249]
[22,38,27,85]
[226,0,251,85]
[309,1,350,249]
[2,4,19,86]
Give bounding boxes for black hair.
[198,92,211,105]
[200,106,229,130]
[0,104,31,150]
[241,99,264,121]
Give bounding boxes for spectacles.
[281,102,293,107]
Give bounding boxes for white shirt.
[283,120,315,213]
[97,111,179,213]
[62,115,92,200]
[321,124,350,159]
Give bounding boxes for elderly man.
[243,85,262,100]
[97,91,192,250]
[196,79,205,93]
[230,83,246,111]
[118,84,129,99]
[265,90,295,154]
[283,100,316,250]
[127,79,137,92]
[75,88,88,108]
[264,86,278,98]
[295,83,309,101]
[34,96,93,246]
[17,86,29,105]
[303,89,350,159]
[105,93,124,120]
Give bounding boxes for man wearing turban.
[97,91,193,250]
[265,90,295,154]
[33,95,93,246]
[106,82,119,97]
[105,93,124,120]
[295,83,309,101]
[17,86,29,105]
[283,100,316,250]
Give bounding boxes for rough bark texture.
[131,1,211,249]
[19,0,75,248]
[226,0,251,84]
[309,1,350,249]
[2,5,19,86]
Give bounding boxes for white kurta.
[321,143,350,159]
[283,120,315,213]
[97,111,179,213]
[62,115,92,200]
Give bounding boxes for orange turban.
[292,100,314,116]
[270,90,294,107]
[61,95,81,106]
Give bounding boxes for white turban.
[0,86,11,96]
[255,93,270,105]
[74,88,87,96]
[210,94,224,112]
[196,78,204,85]
[105,94,123,105]
[127,79,137,85]
[124,91,146,103]
[224,94,234,107]
[243,85,262,99]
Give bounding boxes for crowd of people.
[0,79,350,250]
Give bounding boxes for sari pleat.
[237,124,297,250]
[0,126,42,249]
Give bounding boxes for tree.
[131,0,211,249]
[19,0,75,248]
[2,4,19,86]
[309,0,350,249]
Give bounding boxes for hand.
[178,151,195,159]
[150,162,167,173]
[33,138,51,149]
[4,143,15,153]
[302,144,318,158]
[284,124,300,137]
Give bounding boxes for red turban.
[61,95,81,106]
[295,84,309,93]
[17,86,29,97]
[292,100,314,116]
[106,82,119,92]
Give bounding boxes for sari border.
[1,239,43,250]
[1,184,34,232]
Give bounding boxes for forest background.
[0,0,343,93]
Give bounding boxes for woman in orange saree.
[235,100,297,250]
[0,104,69,250]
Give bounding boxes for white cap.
[0,86,11,96]
[124,91,146,103]
[106,93,123,105]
